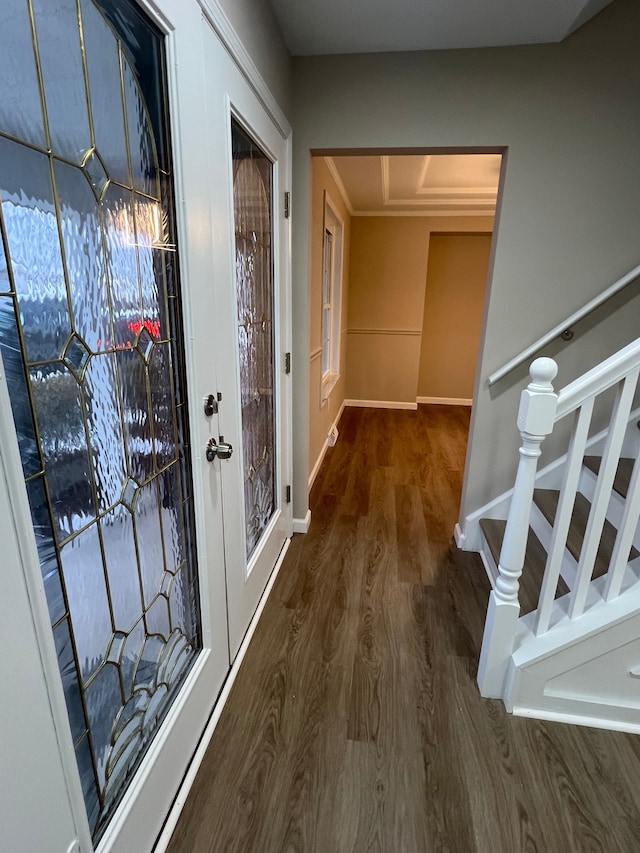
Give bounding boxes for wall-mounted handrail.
[487,262,640,387]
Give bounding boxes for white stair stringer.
[505,572,640,734]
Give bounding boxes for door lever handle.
[206,437,234,462]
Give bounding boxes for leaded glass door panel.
[232,120,277,561]
[203,23,292,659]
[0,0,230,847]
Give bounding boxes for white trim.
[511,705,640,737]
[348,327,422,336]
[154,536,291,853]
[417,155,432,191]
[321,373,339,401]
[197,0,291,139]
[320,192,345,402]
[353,209,496,217]
[381,155,390,204]
[417,396,473,406]
[453,522,466,549]
[331,153,497,217]
[324,157,354,215]
[415,186,498,198]
[0,355,92,848]
[345,399,418,410]
[383,152,496,211]
[292,511,312,534]
[309,400,345,489]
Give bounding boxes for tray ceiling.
[325,154,502,216]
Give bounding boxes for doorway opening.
[307,149,505,525]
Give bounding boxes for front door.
[203,24,293,658]
[0,0,230,848]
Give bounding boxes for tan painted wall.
[417,234,492,401]
[290,0,640,523]
[346,216,493,404]
[308,158,351,481]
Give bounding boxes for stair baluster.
[477,358,558,697]
[568,371,639,618]
[535,399,594,635]
[604,453,640,601]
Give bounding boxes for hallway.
[167,406,640,853]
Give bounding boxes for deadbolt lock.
[204,394,218,416]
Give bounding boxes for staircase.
[476,342,640,734]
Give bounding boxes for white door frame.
[0,350,88,853]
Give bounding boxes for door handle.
[206,437,234,462]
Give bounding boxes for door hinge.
[286,485,291,503]
[284,191,291,219]
[285,352,291,374]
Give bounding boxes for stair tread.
[583,456,635,499]
[533,488,638,580]
[479,518,569,616]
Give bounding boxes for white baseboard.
[453,522,466,549]
[308,400,346,490]
[154,538,291,852]
[416,396,473,406]
[292,510,311,534]
[345,399,417,410]
[512,705,640,737]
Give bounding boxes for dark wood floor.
[166,405,640,853]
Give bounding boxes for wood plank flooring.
[166,405,640,853]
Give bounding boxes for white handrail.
[556,337,640,419]
[487,262,640,387]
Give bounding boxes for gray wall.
[290,0,640,524]
[216,0,292,115]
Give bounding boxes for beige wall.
[345,216,493,404]
[308,158,351,481]
[290,0,640,522]
[346,217,426,404]
[417,234,492,401]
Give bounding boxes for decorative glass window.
[231,119,277,560]
[0,0,201,841]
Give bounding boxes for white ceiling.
[326,154,502,216]
[270,0,613,56]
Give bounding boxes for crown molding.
[324,157,354,216]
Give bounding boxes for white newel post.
[477,358,558,698]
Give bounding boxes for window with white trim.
[321,194,343,401]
